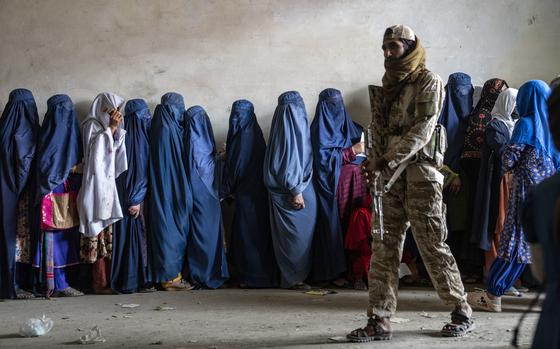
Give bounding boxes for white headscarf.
[491,88,518,136]
[86,92,125,127]
[78,92,127,237]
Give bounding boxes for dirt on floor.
[0,287,539,349]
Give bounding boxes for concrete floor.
[0,287,539,349]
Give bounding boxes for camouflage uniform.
[367,70,467,318]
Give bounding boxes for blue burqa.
[32,94,82,294]
[112,99,151,293]
[221,100,278,287]
[263,91,317,288]
[0,89,39,299]
[310,88,362,281]
[185,106,229,289]
[35,94,82,201]
[510,80,560,168]
[438,73,473,172]
[147,93,192,283]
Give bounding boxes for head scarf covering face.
[186,105,217,196]
[0,89,40,194]
[511,80,560,167]
[491,88,518,137]
[264,91,313,196]
[222,99,266,196]
[311,88,362,195]
[227,99,256,138]
[462,78,508,158]
[438,73,473,171]
[161,92,186,123]
[473,78,508,115]
[121,98,151,207]
[87,92,125,128]
[382,36,426,107]
[548,86,560,149]
[35,94,82,201]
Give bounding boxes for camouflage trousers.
[367,177,466,318]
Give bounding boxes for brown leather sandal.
[347,317,392,342]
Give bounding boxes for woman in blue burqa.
[0,89,39,299]
[32,94,83,298]
[147,93,192,290]
[185,106,229,289]
[264,91,317,289]
[112,99,152,293]
[221,99,278,288]
[310,88,363,283]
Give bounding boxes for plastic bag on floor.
[19,314,54,337]
[79,326,106,344]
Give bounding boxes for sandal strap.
[450,309,470,324]
[366,317,391,335]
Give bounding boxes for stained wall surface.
[1,0,559,142]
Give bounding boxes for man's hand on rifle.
[360,157,388,187]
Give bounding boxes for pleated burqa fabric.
[0,89,40,299]
[147,93,192,283]
[309,88,362,281]
[221,100,278,287]
[185,105,229,289]
[263,91,317,288]
[112,99,151,293]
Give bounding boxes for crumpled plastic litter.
[19,314,54,337]
[79,326,106,344]
[120,304,140,308]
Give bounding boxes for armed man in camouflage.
[347,25,474,342]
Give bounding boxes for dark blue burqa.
[112,99,151,293]
[438,73,473,172]
[185,106,229,289]
[147,93,192,283]
[221,100,278,287]
[310,88,362,281]
[263,91,317,288]
[0,89,40,299]
[33,94,82,291]
[35,94,82,201]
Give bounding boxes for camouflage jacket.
[369,69,445,184]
